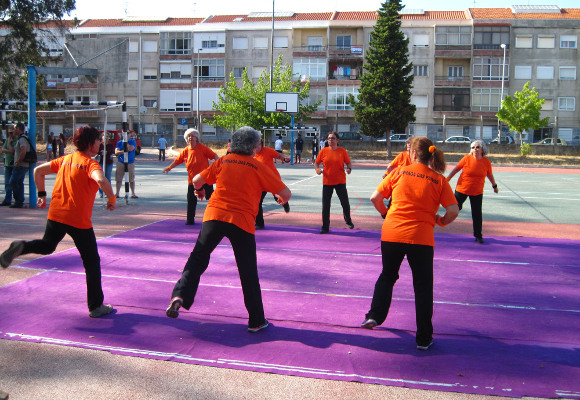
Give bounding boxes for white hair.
[184,128,200,141]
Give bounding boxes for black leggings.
[366,241,434,345]
[322,183,352,230]
[455,191,483,239]
[171,220,265,327]
[187,183,214,223]
[21,219,104,311]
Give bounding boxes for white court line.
[2,332,501,392]
[23,268,580,314]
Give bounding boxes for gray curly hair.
[471,139,488,156]
[230,126,260,155]
[184,128,199,141]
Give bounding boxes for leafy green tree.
[496,82,550,149]
[208,55,320,135]
[348,0,415,156]
[0,0,75,100]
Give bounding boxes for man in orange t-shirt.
[362,137,458,351]
[254,139,291,228]
[166,127,291,333]
[0,127,117,318]
[313,131,353,233]
[163,128,219,225]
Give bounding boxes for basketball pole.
[290,114,294,165]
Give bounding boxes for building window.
[536,66,554,80]
[473,26,509,49]
[473,57,507,80]
[254,37,268,49]
[129,41,139,52]
[202,40,218,48]
[252,66,266,79]
[514,65,532,80]
[273,36,289,48]
[433,88,470,111]
[537,35,555,49]
[515,35,532,48]
[303,87,326,111]
[559,66,576,80]
[160,90,191,112]
[66,89,97,103]
[558,97,575,111]
[143,41,157,52]
[160,32,192,55]
[293,57,327,82]
[233,37,248,50]
[328,86,359,110]
[336,35,351,50]
[435,26,471,46]
[232,67,245,78]
[128,69,138,81]
[143,68,158,80]
[411,95,428,108]
[307,36,323,51]
[143,98,157,108]
[560,35,577,49]
[194,59,225,81]
[541,98,553,111]
[413,34,430,47]
[160,63,192,80]
[472,88,502,112]
[448,66,464,79]
[413,65,428,76]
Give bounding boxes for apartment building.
[4,6,579,145]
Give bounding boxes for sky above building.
[68,0,579,20]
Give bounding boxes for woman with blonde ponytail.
[362,137,459,351]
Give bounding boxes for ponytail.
[410,137,447,174]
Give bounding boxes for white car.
[443,136,472,144]
[533,138,568,146]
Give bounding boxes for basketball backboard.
[265,92,299,113]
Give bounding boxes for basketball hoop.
[275,109,285,113]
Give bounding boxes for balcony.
[327,45,364,59]
[434,75,471,87]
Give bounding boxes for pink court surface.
[0,161,579,400]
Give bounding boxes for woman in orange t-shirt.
[382,137,412,179]
[163,128,219,225]
[166,127,291,333]
[446,140,498,244]
[0,127,117,318]
[361,137,459,351]
[254,139,291,229]
[314,131,354,234]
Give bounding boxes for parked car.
[338,132,363,141]
[533,138,568,146]
[491,135,515,144]
[441,136,472,144]
[376,134,412,143]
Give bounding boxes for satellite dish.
[138,106,147,114]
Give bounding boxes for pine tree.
[349,0,415,156]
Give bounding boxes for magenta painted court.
[1,220,579,399]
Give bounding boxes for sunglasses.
[471,145,481,149]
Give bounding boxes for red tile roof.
[402,11,468,20]
[470,8,580,20]
[78,18,203,27]
[205,12,333,23]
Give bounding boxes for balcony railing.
[328,45,364,57]
[433,105,471,112]
[473,44,510,50]
[435,75,471,82]
[294,46,327,52]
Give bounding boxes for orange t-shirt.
[378,163,457,247]
[454,155,493,196]
[315,147,351,185]
[390,151,411,169]
[254,146,281,178]
[48,152,102,229]
[174,143,217,184]
[200,153,287,234]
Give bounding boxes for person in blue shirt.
[114,132,138,198]
[158,134,167,161]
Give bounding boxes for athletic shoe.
[417,339,434,351]
[255,224,265,230]
[89,304,114,318]
[361,318,377,329]
[0,240,25,269]
[0,201,11,206]
[166,297,182,318]
[283,202,290,213]
[475,237,484,244]
[248,319,269,333]
[185,221,195,225]
[319,228,329,234]
[9,204,23,208]
[346,221,354,229]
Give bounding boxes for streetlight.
[498,43,507,144]
[196,47,203,128]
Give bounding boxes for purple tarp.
[1,220,579,398]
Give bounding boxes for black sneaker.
[0,201,10,206]
[346,222,354,229]
[255,224,265,230]
[319,227,329,234]
[475,237,484,244]
[361,318,377,329]
[9,204,23,208]
[283,202,290,213]
[417,339,434,351]
[185,221,195,225]
[166,297,183,318]
[0,240,25,269]
[248,319,269,333]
